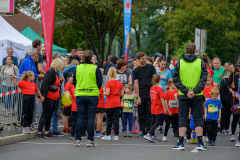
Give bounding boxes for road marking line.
[191,147,199,153]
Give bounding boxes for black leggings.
[70,111,77,136]
[231,114,240,135]
[149,114,162,136]
[106,107,120,136]
[164,114,179,136]
[221,104,232,130]
[21,95,35,127]
[38,97,57,132]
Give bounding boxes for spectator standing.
[213,57,226,85]
[32,39,45,75]
[116,59,132,87]
[103,55,112,72]
[133,52,156,137]
[2,48,18,67]
[104,56,118,75]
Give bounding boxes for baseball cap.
[236,59,240,66]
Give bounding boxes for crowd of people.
[1,40,240,149]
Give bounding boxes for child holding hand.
[11,71,44,134]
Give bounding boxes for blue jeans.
[122,112,133,132]
[2,85,16,110]
[76,96,99,141]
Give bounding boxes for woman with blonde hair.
[37,58,64,138]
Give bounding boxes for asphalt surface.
[0,127,239,160]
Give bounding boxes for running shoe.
[37,133,45,139]
[86,140,97,147]
[70,135,75,140]
[231,135,236,142]
[45,132,55,138]
[101,135,111,140]
[172,143,185,150]
[52,131,64,137]
[211,141,215,146]
[226,129,231,134]
[162,136,167,142]
[143,134,155,143]
[197,143,207,151]
[113,135,119,140]
[74,140,81,147]
[137,132,144,137]
[235,141,240,147]
[94,132,102,137]
[123,132,127,137]
[102,131,107,136]
[135,130,140,134]
[132,129,135,134]
[63,129,71,134]
[222,129,226,135]
[186,139,191,143]
[128,133,133,137]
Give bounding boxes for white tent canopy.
[0,16,32,66]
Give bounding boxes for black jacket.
[41,68,59,97]
[227,71,239,92]
[173,54,208,99]
[220,77,232,106]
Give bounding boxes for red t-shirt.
[98,87,105,108]
[18,80,39,95]
[165,90,178,115]
[47,75,60,100]
[64,82,72,108]
[69,84,77,112]
[150,86,165,114]
[105,80,123,109]
[203,86,214,100]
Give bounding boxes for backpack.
[232,103,240,115]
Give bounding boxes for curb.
[0,125,64,146]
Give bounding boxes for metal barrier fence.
[0,75,23,129]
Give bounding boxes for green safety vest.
[178,58,203,96]
[75,64,99,96]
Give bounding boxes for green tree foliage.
[159,0,240,63]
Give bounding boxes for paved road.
[0,127,239,160]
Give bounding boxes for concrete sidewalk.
[0,123,64,146]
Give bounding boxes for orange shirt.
[165,90,178,115]
[105,80,123,109]
[64,82,72,108]
[69,84,77,112]
[150,86,164,114]
[47,75,60,100]
[18,80,39,95]
[97,87,105,108]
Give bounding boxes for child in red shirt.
[63,73,73,134]
[69,76,77,140]
[144,74,170,143]
[162,78,178,141]
[94,86,105,137]
[11,71,44,134]
[101,67,124,141]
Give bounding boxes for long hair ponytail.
[152,74,160,89]
[20,71,34,81]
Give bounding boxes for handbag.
[49,85,58,92]
[231,72,235,89]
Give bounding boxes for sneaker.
[113,135,119,140]
[102,131,106,136]
[222,129,226,135]
[22,127,27,134]
[143,134,155,143]
[186,139,191,143]
[63,129,71,134]
[94,132,102,137]
[128,133,132,137]
[159,127,163,134]
[52,131,64,137]
[191,138,196,144]
[137,132,144,137]
[101,135,111,140]
[70,135,75,140]
[197,143,207,151]
[207,141,212,146]
[37,133,45,138]
[135,130,140,134]
[74,140,81,147]
[211,141,215,146]
[204,137,209,142]
[153,136,161,142]
[226,129,231,135]
[45,132,54,138]
[162,136,167,142]
[132,129,135,134]
[172,143,185,150]
[123,132,127,137]
[231,135,236,142]
[86,140,97,147]
[235,141,240,147]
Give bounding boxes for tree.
[159,0,240,63]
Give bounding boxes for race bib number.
[169,100,178,108]
[123,99,134,109]
[208,105,219,113]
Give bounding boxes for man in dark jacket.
[172,43,208,151]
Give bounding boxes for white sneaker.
[231,135,236,142]
[22,127,27,134]
[204,136,209,142]
[235,141,240,147]
[186,139,191,143]
[74,140,81,147]
[222,129,226,135]
[226,129,231,135]
[101,135,111,140]
[162,136,167,142]
[113,135,119,140]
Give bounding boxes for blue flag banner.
[124,0,132,65]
